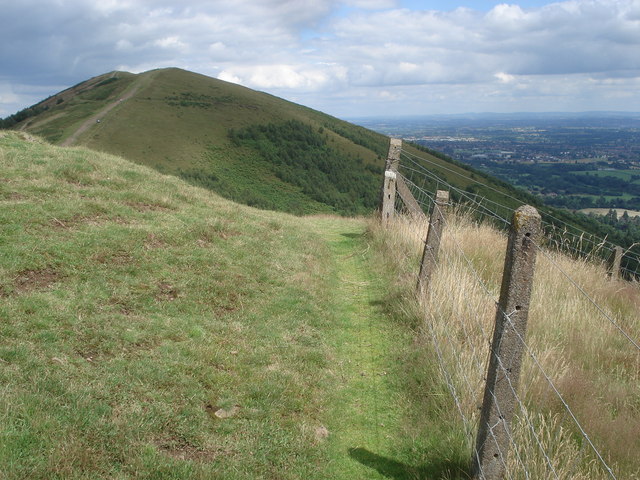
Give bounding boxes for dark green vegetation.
[407,144,640,275]
[477,160,640,211]
[5,68,387,215]
[228,121,381,214]
[0,131,472,479]
[0,103,49,129]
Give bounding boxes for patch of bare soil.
[125,201,175,212]
[11,268,62,294]
[91,251,134,266]
[156,282,180,301]
[155,438,221,463]
[3,192,25,201]
[144,233,168,250]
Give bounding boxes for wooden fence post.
[417,190,449,294]
[379,138,402,225]
[607,246,623,280]
[472,205,541,480]
[396,175,426,219]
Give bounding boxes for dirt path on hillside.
[60,71,157,147]
[60,87,138,147]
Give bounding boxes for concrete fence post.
[379,138,402,225]
[607,246,623,280]
[472,205,541,480]
[417,190,449,294]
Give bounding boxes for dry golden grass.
[370,208,640,479]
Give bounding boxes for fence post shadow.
[348,447,471,480]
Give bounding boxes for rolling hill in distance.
[10,68,390,215]
[6,67,640,254]
[7,67,533,217]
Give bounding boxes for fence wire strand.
[382,144,640,478]
[399,146,640,278]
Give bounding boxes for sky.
[1,0,639,119]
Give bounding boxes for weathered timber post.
[397,175,425,219]
[607,246,623,280]
[417,190,449,294]
[472,205,541,480]
[379,138,402,225]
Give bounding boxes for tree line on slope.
[229,120,383,215]
[410,143,640,274]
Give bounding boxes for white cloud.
[345,0,397,8]
[495,72,516,83]
[217,71,242,85]
[154,36,187,49]
[219,64,335,91]
[0,0,638,117]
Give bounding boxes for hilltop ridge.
[5,68,540,219]
[9,68,388,215]
[7,67,632,256]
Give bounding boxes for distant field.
[580,208,640,217]
[537,157,606,164]
[572,169,640,182]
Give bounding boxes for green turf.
[1,131,471,479]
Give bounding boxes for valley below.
[355,112,640,213]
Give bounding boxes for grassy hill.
[6,67,637,257]
[0,130,472,479]
[9,68,389,215]
[3,68,544,217]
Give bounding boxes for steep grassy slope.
[0,131,461,479]
[12,69,388,215]
[8,67,622,249]
[7,68,540,218]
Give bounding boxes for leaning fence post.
[417,190,449,294]
[607,246,623,280]
[379,138,402,225]
[472,205,541,480]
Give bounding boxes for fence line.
[398,146,640,279]
[532,242,640,354]
[378,139,639,479]
[412,199,585,478]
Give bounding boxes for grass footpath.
[320,219,473,480]
[0,131,469,479]
[307,217,414,478]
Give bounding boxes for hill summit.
[11,68,388,215]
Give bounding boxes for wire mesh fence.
[397,147,640,280]
[377,142,640,479]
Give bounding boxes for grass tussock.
[368,208,640,479]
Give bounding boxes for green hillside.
[10,68,388,215]
[6,67,634,257]
[2,130,467,479]
[5,67,546,217]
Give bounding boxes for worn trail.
[60,71,157,147]
[308,218,414,479]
